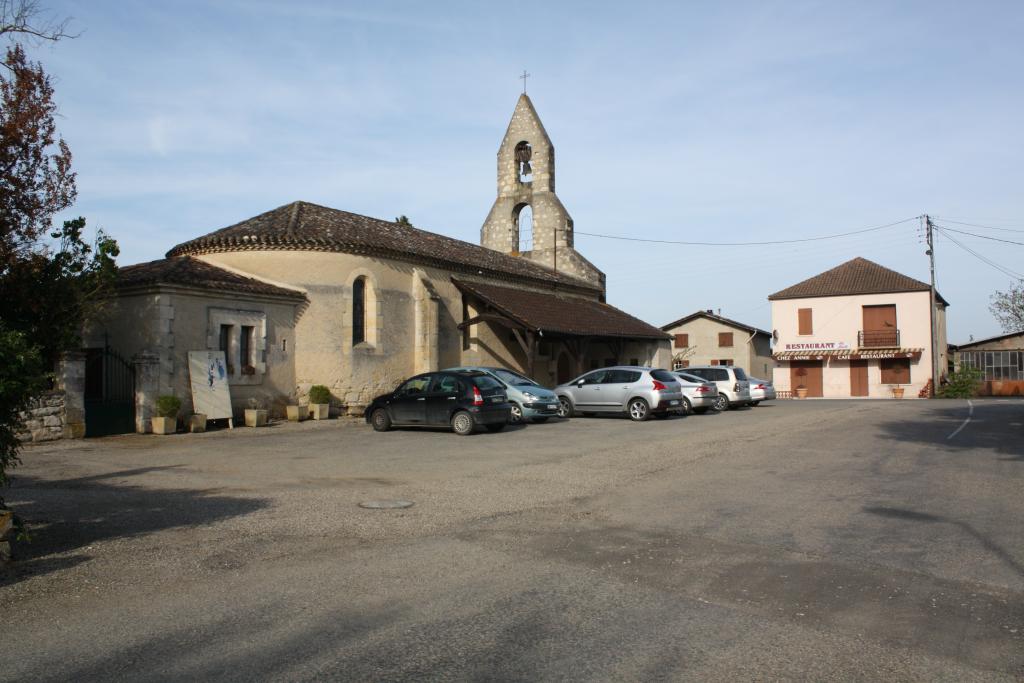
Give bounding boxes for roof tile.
[117,256,306,300]
[768,257,947,304]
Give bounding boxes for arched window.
[515,204,533,252]
[352,276,366,345]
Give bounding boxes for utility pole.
[925,214,939,397]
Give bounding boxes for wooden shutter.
[674,333,689,348]
[880,358,911,384]
[798,308,813,335]
[719,332,733,347]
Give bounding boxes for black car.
[365,371,512,435]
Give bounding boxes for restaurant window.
[674,333,689,348]
[798,308,813,335]
[719,332,733,347]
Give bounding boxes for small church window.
[353,276,366,345]
[515,141,533,183]
[516,204,533,252]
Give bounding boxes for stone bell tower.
[480,93,603,290]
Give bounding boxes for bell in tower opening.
[515,141,532,182]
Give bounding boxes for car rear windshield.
[650,369,677,382]
[471,375,503,391]
[733,368,748,380]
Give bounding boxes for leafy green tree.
[989,281,1024,334]
[938,367,983,399]
[0,19,118,505]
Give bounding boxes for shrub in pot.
[245,398,268,427]
[153,395,181,435]
[308,385,331,420]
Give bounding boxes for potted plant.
[308,385,331,420]
[286,404,307,422]
[153,395,181,435]
[189,413,207,433]
[890,384,905,399]
[794,368,808,399]
[244,397,268,427]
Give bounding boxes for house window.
[240,325,255,374]
[718,332,734,347]
[711,359,733,366]
[353,276,366,345]
[674,334,689,348]
[673,360,690,370]
[798,308,813,335]
[219,324,234,374]
[880,358,911,384]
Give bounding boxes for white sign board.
[188,351,233,420]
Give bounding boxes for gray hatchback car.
[556,366,683,421]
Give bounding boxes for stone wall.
[17,391,67,443]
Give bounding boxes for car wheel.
[451,411,475,435]
[693,407,709,414]
[751,401,760,407]
[627,398,650,421]
[371,408,391,432]
[712,395,729,412]
[532,417,549,424]
[557,397,574,418]
[680,397,693,415]
[509,402,524,424]
[485,423,505,433]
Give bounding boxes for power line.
[932,223,1024,247]
[574,217,918,247]
[934,227,1024,280]
[932,217,1024,233]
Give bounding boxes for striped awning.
[773,348,924,361]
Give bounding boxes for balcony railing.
[858,329,900,348]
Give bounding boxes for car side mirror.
[577,379,586,387]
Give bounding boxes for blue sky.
[27,1,1024,342]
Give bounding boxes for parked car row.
[365,364,774,435]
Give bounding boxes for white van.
[682,366,752,411]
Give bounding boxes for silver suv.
[683,365,752,411]
[556,366,683,421]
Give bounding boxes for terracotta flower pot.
[891,387,905,399]
[795,387,808,399]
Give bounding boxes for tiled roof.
[117,256,306,300]
[951,330,1024,350]
[167,201,600,294]
[453,279,669,340]
[661,310,770,337]
[768,257,948,304]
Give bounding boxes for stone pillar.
[133,350,161,434]
[56,351,86,439]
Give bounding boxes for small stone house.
[661,311,773,379]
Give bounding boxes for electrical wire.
[574,217,919,247]
[931,223,1024,247]
[931,217,1024,233]
[934,227,1024,280]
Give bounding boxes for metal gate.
[84,345,136,437]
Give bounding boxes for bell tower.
[480,93,603,289]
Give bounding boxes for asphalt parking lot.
[2,399,1023,681]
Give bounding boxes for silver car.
[556,366,684,421]
[683,365,752,411]
[748,377,777,405]
[673,371,719,414]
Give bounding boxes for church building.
[90,94,671,429]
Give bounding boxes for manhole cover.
[358,500,414,510]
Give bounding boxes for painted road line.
[947,399,974,440]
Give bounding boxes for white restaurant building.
[769,258,948,398]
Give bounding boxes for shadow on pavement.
[1,466,270,587]
[875,401,1023,461]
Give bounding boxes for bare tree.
[989,281,1024,333]
[0,0,76,44]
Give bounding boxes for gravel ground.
[1,399,1022,681]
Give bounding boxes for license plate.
[670,400,679,405]
[547,404,557,410]
[491,397,503,403]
